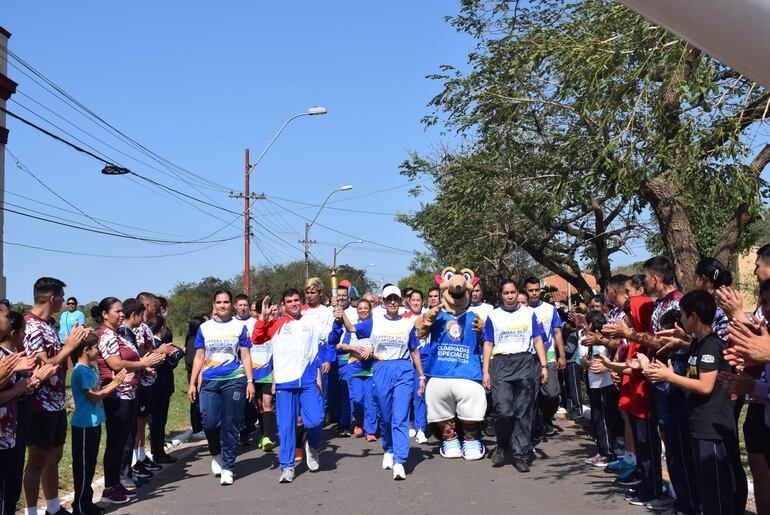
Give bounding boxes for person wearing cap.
[337,285,425,480]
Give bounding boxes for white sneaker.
[305,440,319,472]
[556,406,567,414]
[392,463,406,480]
[408,428,416,438]
[415,430,428,444]
[278,467,295,483]
[382,452,394,470]
[211,455,222,477]
[220,469,233,486]
[120,477,137,490]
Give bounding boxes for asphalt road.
[102,419,640,515]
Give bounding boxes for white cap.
[382,285,401,299]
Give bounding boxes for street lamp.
[238,106,327,296]
[248,107,328,173]
[302,185,353,281]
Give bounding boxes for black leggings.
[588,385,618,459]
[187,371,203,433]
[103,397,137,488]
[150,392,172,457]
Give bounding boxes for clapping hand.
[726,319,770,367]
[718,370,755,396]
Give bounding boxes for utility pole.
[300,223,317,282]
[229,148,265,297]
[0,27,18,300]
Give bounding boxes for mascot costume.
[414,267,487,460]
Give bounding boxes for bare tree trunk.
[643,173,700,290]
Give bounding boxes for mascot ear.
[471,277,481,286]
[434,274,444,285]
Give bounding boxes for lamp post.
[235,107,327,296]
[301,185,353,281]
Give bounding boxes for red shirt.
[618,296,654,418]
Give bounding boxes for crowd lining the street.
[2,249,770,514]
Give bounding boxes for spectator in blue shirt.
[59,297,86,343]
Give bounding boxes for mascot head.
[434,266,479,315]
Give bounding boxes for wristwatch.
[541,364,548,369]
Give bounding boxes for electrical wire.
[264,198,414,254]
[267,195,400,216]
[5,239,231,259]
[2,47,235,193]
[1,203,241,245]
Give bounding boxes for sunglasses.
[67,302,76,306]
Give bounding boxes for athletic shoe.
[365,434,377,442]
[294,447,303,463]
[513,458,530,473]
[439,439,463,459]
[556,406,567,414]
[591,456,610,467]
[153,453,176,464]
[353,422,364,437]
[305,440,320,472]
[99,487,129,505]
[462,439,485,460]
[260,436,274,452]
[544,424,558,437]
[615,471,642,487]
[605,459,635,474]
[526,450,536,465]
[190,430,206,441]
[645,498,674,511]
[220,469,234,486]
[392,463,406,480]
[490,446,506,467]
[483,418,496,437]
[415,430,428,444]
[583,453,602,465]
[211,455,222,477]
[626,496,646,506]
[278,467,295,483]
[239,434,251,446]
[616,465,636,480]
[119,478,137,494]
[141,457,162,471]
[382,452,394,470]
[45,508,72,515]
[338,425,352,437]
[131,463,153,478]
[409,428,417,438]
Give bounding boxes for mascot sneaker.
[462,439,485,460]
[440,439,463,458]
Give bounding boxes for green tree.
[167,276,233,338]
[412,0,770,292]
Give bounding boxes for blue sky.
[2,1,483,303]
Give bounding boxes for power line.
[2,46,235,193]
[2,106,241,220]
[264,198,414,254]
[4,190,181,237]
[5,239,231,259]
[11,91,232,194]
[268,195,400,216]
[1,203,241,245]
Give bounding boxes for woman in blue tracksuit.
[339,285,425,480]
[334,299,378,440]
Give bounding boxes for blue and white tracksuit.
[352,314,419,465]
[252,314,341,470]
